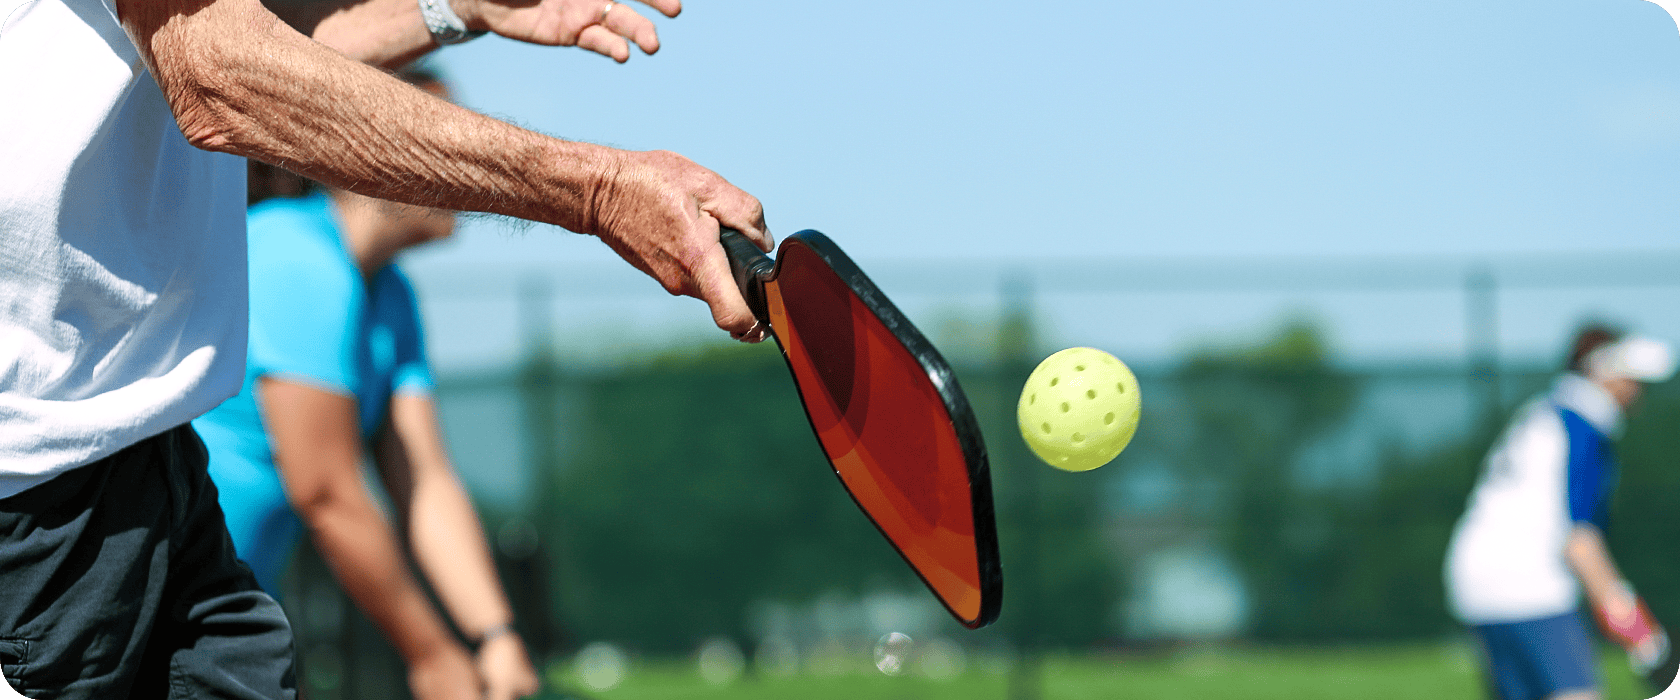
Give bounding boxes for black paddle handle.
[720,229,774,322]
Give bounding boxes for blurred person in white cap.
[1446,323,1677,700]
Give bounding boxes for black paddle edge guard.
[720,228,1004,629]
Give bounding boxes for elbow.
[165,55,257,155]
[1569,522,1603,544]
[175,101,243,153]
[149,18,276,155]
[175,99,241,153]
[288,476,351,523]
[1563,524,1603,560]
[288,487,331,523]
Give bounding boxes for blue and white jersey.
[1445,374,1621,624]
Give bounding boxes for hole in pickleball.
[1050,377,1059,387]
[1116,383,1125,393]
[1076,365,1085,371]
[1040,422,1050,434]
[1072,433,1084,443]
[1104,413,1115,425]
[1086,389,1096,399]
[1029,394,1035,405]
[1060,402,1070,413]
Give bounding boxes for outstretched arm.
[260,379,484,700]
[115,0,768,338]
[374,393,539,700]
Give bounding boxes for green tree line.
[506,320,1680,654]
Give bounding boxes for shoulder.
[243,196,361,375]
[1555,408,1612,460]
[248,196,345,266]
[248,195,330,235]
[247,196,357,296]
[1493,398,1569,462]
[1508,398,1566,441]
[1555,406,1607,437]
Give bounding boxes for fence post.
[514,274,563,665]
[1463,266,1501,427]
[1000,272,1044,700]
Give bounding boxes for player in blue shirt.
[196,64,539,700]
[1446,325,1676,700]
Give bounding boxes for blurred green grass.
[540,643,1655,700]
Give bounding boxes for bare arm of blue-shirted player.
[373,393,539,700]
[258,378,484,700]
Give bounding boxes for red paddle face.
[763,241,996,628]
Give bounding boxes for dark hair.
[1566,323,1624,373]
[246,63,446,206]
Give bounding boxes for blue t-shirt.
[195,194,434,594]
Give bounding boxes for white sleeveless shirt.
[0,0,247,498]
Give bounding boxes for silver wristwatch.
[418,0,485,45]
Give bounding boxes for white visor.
[1585,335,1677,383]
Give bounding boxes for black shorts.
[0,425,296,699]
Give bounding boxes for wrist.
[393,617,468,665]
[471,622,517,651]
[1616,579,1637,601]
[408,637,472,668]
[527,138,624,236]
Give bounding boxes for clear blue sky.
[405,0,1680,370]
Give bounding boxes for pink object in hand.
[1596,594,1661,650]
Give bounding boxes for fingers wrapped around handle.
[586,149,772,342]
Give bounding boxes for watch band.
[418,0,485,45]
[473,622,516,650]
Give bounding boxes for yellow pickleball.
[1017,347,1141,472]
